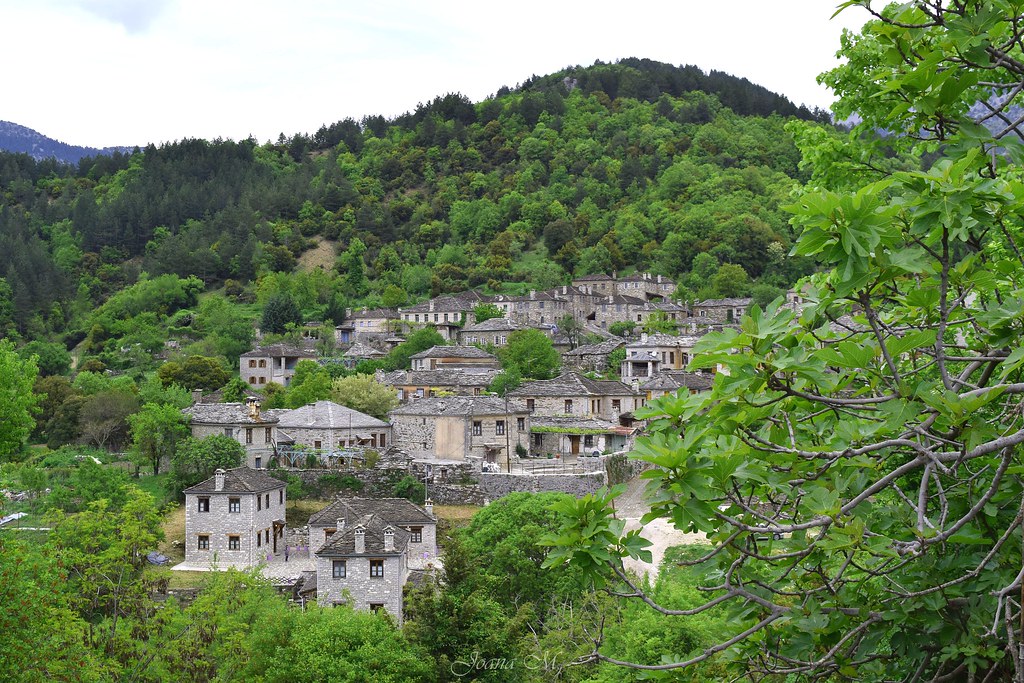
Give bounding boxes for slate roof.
[531,415,635,435]
[563,339,625,357]
[510,372,636,398]
[573,273,614,282]
[389,396,529,417]
[626,333,704,349]
[402,290,490,314]
[640,371,715,392]
[183,403,280,426]
[695,297,752,308]
[460,317,524,333]
[309,497,435,527]
[183,467,285,495]
[277,401,390,430]
[316,514,411,557]
[410,345,497,360]
[343,342,385,358]
[378,368,499,387]
[596,294,649,306]
[241,344,318,359]
[347,308,398,320]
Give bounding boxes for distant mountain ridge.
[0,121,133,165]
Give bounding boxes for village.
[173,271,807,623]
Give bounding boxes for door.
[569,435,580,455]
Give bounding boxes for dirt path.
[614,476,707,580]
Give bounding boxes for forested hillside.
[0,59,832,354]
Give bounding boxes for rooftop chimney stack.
[354,526,366,554]
[383,526,395,552]
[425,499,434,517]
[337,517,345,533]
[214,469,225,492]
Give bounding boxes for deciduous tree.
[0,339,39,460]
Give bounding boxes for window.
[314,440,322,450]
[495,420,505,435]
[265,529,270,544]
[248,376,256,384]
[333,560,347,578]
[279,489,284,504]
[197,535,209,550]
[379,433,386,448]
[266,493,270,509]
[229,498,240,513]
[255,457,262,469]
[612,399,621,413]
[669,351,675,365]
[324,528,336,540]
[248,359,256,368]
[258,359,267,368]
[472,421,482,436]
[224,428,233,437]
[565,400,573,413]
[517,417,525,431]
[257,532,262,547]
[257,495,262,511]
[265,427,272,443]
[410,527,422,543]
[245,428,253,444]
[534,433,544,447]
[198,497,210,512]
[228,535,240,551]
[369,603,385,613]
[584,435,594,448]
[259,377,266,385]
[370,559,385,578]
[526,399,535,412]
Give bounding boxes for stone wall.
[316,554,407,624]
[477,471,606,499]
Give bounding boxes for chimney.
[354,526,365,554]
[530,290,536,300]
[429,300,435,311]
[425,499,434,517]
[246,396,261,419]
[657,274,663,284]
[214,469,225,492]
[641,332,648,343]
[191,389,203,405]
[383,526,395,553]
[345,307,352,319]
[337,517,345,533]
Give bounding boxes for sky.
[0,1,870,149]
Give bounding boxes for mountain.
[0,121,132,165]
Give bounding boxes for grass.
[158,503,186,564]
[134,472,172,506]
[287,498,331,527]
[433,505,481,523]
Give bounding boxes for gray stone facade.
[315,553,408,623]
[182,468,287,568]
[390,397,530,466]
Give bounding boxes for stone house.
[490,290,569,326]
[314,515,410,623]
[336,308,399,344]
[456,317,527,347]
[309,497,437,570]
[543,285,603,323]
[181,467,287,569]
[182,398,278,469]
[409,345,499,371]
[614,272,676,300]
[562,339,625,373]
[377,368,500,402]
[593,294,652,329]
[529,415,636,457]
[510,371,642,423]
[639,370,715,400]
[398,291,491,339]
[240,344,318,387]
[341,342,386,368]
[389,396,531,467]
[572,273,616,296]
[620,333,706,383]
[274,401,392,465]
[692,297,752,323]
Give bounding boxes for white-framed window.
[197,535,209,550]
[198,497,210,512]
[228,535,240,550]
[229,498,240,513]
[333,560,347,578]
[370,559,384,578]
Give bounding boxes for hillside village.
[166,270,810,621]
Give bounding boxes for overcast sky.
[1,1,869,149]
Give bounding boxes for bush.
[286,474,306,500]
[392,475,425,504]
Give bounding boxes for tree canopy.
[546,3,1024,680]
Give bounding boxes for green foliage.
[330,373,399,419]
[260,292,303,334]
[0,340,40,460]
[18,340,71,377]
[487,368,522,396]
[168,435,245,498]
[386,327,446,370]
[284,359,334,408]
[128,402,189,476]
[391,475,426,504]
[640,311,677,335]
[498,329,560,380]
[45,458,132,513]
[547,5,1024,679]
[77,389,140,451]
[607,321,636,337]
[472,302,504,324]
[157,355,230,391]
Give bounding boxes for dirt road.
[614,475,707,580]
